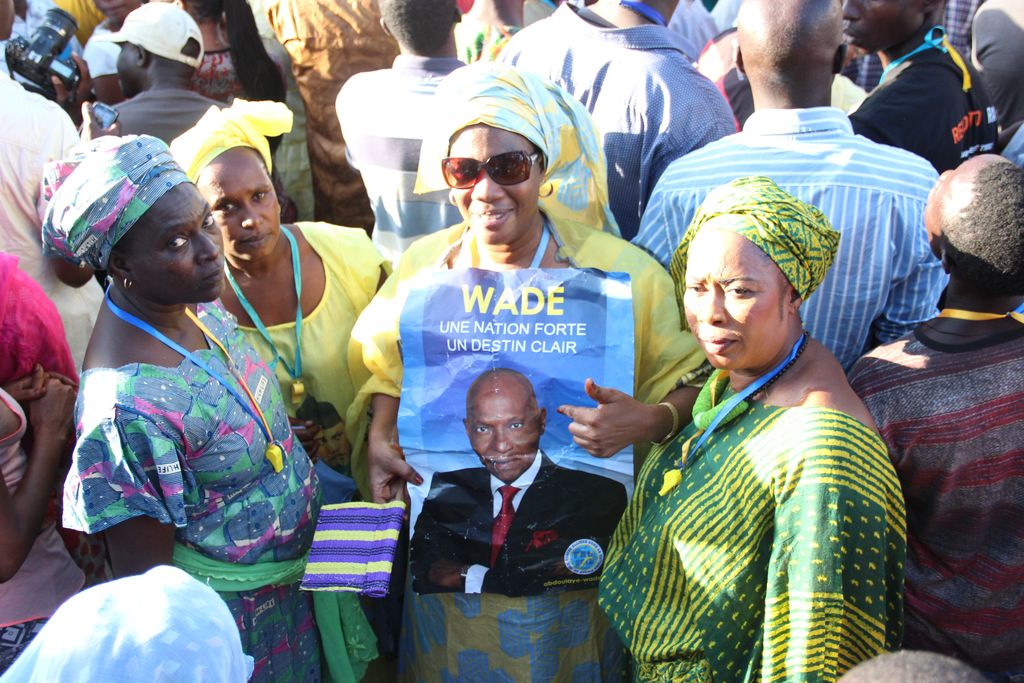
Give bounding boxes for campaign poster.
[399,267,634,597]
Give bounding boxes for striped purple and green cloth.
[301,501,405,597]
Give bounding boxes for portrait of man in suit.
[410,368,628,596]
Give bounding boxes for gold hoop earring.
[539,181,554,198]
[123,277,133,289]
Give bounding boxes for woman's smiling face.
[447,125,545,250]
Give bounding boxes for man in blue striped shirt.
[634,0,945,369]
[336,0,465,264]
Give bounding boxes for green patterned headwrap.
[669,176,839,319]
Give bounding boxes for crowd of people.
[0,0,1021,682]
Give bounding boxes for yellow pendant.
[659,469,682,496]
[266,443,285,473]
[291,379,305,407]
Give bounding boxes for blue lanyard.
[880,25,947,84]
[224,228,303,380]
[618,0,667,26]
[103,289,284,470]
[1014,301,1024,315]
[683,333,807,468]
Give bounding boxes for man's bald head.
[464,368,546,484]
[465,368,537,416]
[926,154,1024,295]
[737,0,845,107]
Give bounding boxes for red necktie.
[490,485,519,567]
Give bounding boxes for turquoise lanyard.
[680,333,807,469]
[880,25,947,84]
[530,224,551,269]
[103,288,285,471]
[224,228,303,380]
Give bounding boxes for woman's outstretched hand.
[558,378,657,458]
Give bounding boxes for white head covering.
[0,566,253,682]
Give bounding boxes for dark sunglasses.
[441,150,541,189]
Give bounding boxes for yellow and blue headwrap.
[669,176,839,319]
[415,62,619,235]
[170,99,293,182]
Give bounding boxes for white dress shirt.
[464,451,543,593]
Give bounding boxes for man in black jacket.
[844,0,997,172]
[411,368,627,596]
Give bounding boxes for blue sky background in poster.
[398,267,635,527]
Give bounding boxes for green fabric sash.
[172,544,378,682]
[172,543,305,590]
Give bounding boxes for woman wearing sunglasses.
[348,62,705,682]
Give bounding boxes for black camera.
[4,8,81,102]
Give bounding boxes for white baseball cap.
[94,3,204,69]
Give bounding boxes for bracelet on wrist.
[654,401,680,445]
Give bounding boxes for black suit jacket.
[410,454,627,596]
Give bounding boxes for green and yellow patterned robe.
[599,394,906,683]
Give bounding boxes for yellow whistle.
[265,443,285,473]
[291,380,305,407]
[659,469,682,496]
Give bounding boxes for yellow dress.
[346,215,706,682]
[238,222,384,480]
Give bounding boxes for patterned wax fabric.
[346,216,706,681]
[0,566,254,683]
[234,223,385,482]
[669,176,839,317]
[191,49,246,103]
[221,582,320,682]
[62,301,322,682]
[170,98,293,182]
[0,620,45,675]
[414,61,620,235]
[40,135,191,270]
[302,501,406,596]
[453,17,520,63]
[599,372,907,682]
[848,328,1024,672]
[63,301,319,562]
[398,588,627,681]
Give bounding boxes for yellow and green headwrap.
[669,176,839,319]
[170,99,293,183]
[415,61,619,235]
